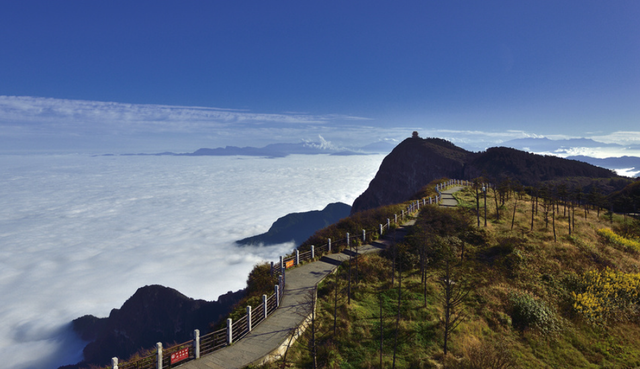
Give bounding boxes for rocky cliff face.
[351,136,623,214]
[66,285,244,368]
[351,137,468,213]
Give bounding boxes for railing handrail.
[111,179,471,369]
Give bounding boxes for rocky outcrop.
[237,202,351,247]
[66,285,244,368]
[351,136,468,213]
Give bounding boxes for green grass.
[252,184,640,369]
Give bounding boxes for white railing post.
[387,218,390,229]
[194,329,200,359]
[379,224,383,236]
[394,214,397,224]
[347,232,350,248]
[227,319,233,345]
[328,238,331,253]
[263,294,268,319]
[295,250,300,265]
[311,245,315,259]
[112,357,118,369]
[247,306,252,332]
[275,285,280,307]
[157,342,163,369]
[362,229,366,242]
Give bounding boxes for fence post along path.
[110,180,470,369]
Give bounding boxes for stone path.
[179,221,415,369]
[439,186,464,208]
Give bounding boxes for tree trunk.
[530,194,535,231]
[392,264,402,369]
[380,288,384,369]
[511,196,518,230]
[493,186,500,221]
[348,255,352,305]
[552,199,557,242]
[334,272,338,337]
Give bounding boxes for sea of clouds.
[0,153,385,369]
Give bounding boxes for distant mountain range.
[111,140,398,158]
[500,137,622,153]
[566,155,640,173]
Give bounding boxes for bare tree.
[280,326,299,369]
[474,179,481,227]
[379,287,384,369]
[333,270,339,337]
[392,248,403,369]
[492,185,500,221]
[530,187,535,231]
[438,242,470,357]
[511,190,519,231]
[552,197,557,242]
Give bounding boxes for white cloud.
[0,153,385,369]
[0,96,381,153]
[591,131,640,145]
[0,95,371,134]
[2,95,640,155]
[614,168,640,177]
[407,128,640,152]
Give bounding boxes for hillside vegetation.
[351,136,631,214]
[257,181,640,368]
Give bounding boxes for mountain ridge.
[351,135,626,214]
[236,202,351,247]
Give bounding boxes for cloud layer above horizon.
[2,95,640,155]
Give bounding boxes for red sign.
[285,259,294,268]
[171,348,189,364]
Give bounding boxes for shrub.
[460,338,516,369]
[298,203,407,253]
[246,262,278,297]
[572,268,640,324]
[508,291,560,334]
[597,228,640,253]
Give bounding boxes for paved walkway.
[439,186,464,207]
[180,221,415,369]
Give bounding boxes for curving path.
[180,221,415,369]
[438,186,464,208]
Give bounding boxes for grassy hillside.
[256,183,640,368]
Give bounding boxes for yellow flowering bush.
[572,268,640,324]
[597,228,640,253]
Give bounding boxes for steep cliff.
[66,285,244,368]
[351,136,468,213]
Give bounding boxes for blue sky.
[1,1,639,153]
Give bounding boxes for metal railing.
[110,180,470,369]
